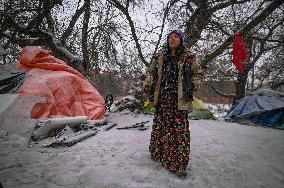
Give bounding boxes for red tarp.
[16,46,105,120]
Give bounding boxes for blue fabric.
[251,109,283,126]
[225,94,284,122]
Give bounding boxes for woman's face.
[168,33,181,51]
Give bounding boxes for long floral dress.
[149,55,190,171]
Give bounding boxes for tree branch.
[151,0,179,62]
[46,12,55,34]
[60,4,85,45]
[107,0,149,67]
[26,0,63,31]
[271,81,284,90]
[210,0,250,12]
[248,17,284,71]
[202,0,284,69]
[185,1,211,48]
[210,19,231,36]
[204,82,236,98]
[82,0,91,72]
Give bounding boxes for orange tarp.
[17,46,105,120]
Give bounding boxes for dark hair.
[165,29,185,56]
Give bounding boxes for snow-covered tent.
[0,46,105,120]
[225,89,284,129]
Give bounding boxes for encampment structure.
[225,89,284,129]
[0,46,105,120]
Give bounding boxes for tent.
[225,89,284,129]
[0,46,105,120]
[143,96,215,119]
[188,97,215,120]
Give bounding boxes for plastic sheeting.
[251,109,283,127]
[226,93,284,120]
[192,96,207,110]
[17,46,105,120]
[0,63,27,94]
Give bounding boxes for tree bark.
[61,4,86,45]
[107,0,149,67]
[82,0,91,73]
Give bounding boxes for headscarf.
[166,29,185,45]
[164,29,185,57]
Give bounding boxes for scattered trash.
[117,121,150,131]
[32,116,88,141]
[30,116,108,147]
[44,129,99,147]
[112,95,140,112]
[55,126,74,139]
[82,118,108,128]
[103,123,118,131]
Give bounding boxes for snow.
[0,94,17,114]
[0,96,284,188]
[205,103,231,117]
[123,95,137,101]
[111,96,140,112]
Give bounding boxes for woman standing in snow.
[143,30,202,177]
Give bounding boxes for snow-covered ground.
[0,97,284,188]
[205,103,230,117]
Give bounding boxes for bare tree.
[1,0,125,74]
[168,0,283,101]
[1,0,283,99]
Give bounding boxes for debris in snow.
[44,129,99,147]
[117,121,150,131]
[103,122,118,131]
[29,116,108,147]
[127,78,144,99]
[31,116,88,141]
[82,118,108,129]
[112,95,142,112]
[55,125,74,139]
[112,75,145,113]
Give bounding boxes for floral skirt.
[149,90,190,171]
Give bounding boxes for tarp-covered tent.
[225,89,284,129]
[0,46,105,120]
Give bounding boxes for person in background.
[143,30,203,177]
[105,93,114,112]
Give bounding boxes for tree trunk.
[82,0,91,73]
[235,72,248,103]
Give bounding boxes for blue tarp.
[251,109,283,127]
[225,91,284,127]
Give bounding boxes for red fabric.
[17,46,105,120]
[232,32,248,73]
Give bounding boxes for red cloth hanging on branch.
[232,32,248,73]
